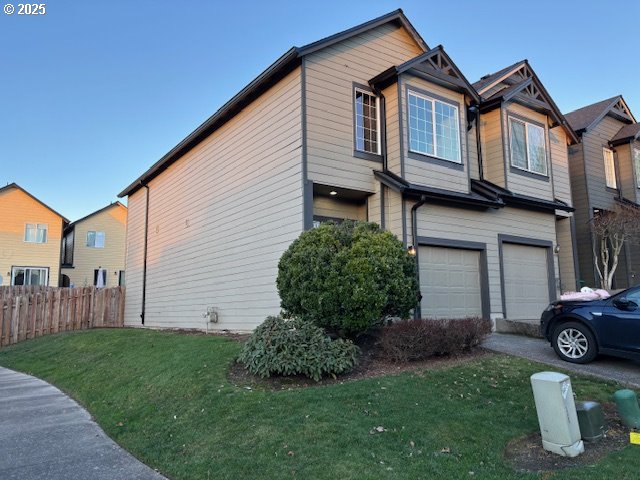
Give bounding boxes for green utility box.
[575,401,604,442]
[613,389,640,429]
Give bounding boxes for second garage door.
[502,243,550,320]
[419,246,483,318]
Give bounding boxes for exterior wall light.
[329,190,337,196]
[407,245,416,256]
[554,245,561,254]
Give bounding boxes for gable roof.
[564,96,636,135]
[64,202,127,232]
[369,45,480,103]
[610,123,640,146]
[0,183,69,223]
[473,60,577,144]
[472,60,527,93]
[119,10,428,198]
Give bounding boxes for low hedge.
[238,316,359,381]
[378,317,491,363]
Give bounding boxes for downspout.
[411,195,427,319]
[141,182,150,325]
[474,105,484,181]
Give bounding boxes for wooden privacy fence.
[0,286,125,348]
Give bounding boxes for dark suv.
[540,285,640,364]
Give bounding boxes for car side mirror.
[614,297,637,311]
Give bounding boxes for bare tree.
[591,203,640,290]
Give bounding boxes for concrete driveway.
[0,367,166,480]
[483,333,640,388]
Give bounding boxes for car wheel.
[552,321,598,364]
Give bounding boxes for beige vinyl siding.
[313,196,366,221]
[367,182,382,226]
[123,67,303,331]
[503,103,554,200]
[123,190,146,325]
[556,217,576,292]
[305,23,423,192]
[0,187,63,287]
[61,205,126,288]
[383,83,401,177]
[550,126,572,206]
[480,109,505,187]
[615,142,636,201]
[400,74,469,193]
[410,204,557,319]
[384,188,404,240]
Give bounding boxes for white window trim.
[354,88,381,155]
[407,90,462,164]
[508,117,548,176]
[11,266,49,286]
[603,147,617,189]
[24,223,48,244]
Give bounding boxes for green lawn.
[0,329,636,479]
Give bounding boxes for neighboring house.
[118,10,577,331]
[564,96,640,288]
[0,183,68,287]
[60,202,127,288]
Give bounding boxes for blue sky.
[2,1,638,221]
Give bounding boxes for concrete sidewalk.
[483,333,640,388]
[0,367,166,480]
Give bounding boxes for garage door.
[502,243,550,320]
[419,246,483,318]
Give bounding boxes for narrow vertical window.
[508,117,547,175]
[354,89,379,154]
[603,148,617,189]
[634,148,640,189]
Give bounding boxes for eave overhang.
[471,179,574,213]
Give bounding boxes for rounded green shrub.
[237,316,359,381]
[277,221,419,336]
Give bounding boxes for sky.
[2,0,639,221]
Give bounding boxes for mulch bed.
[504,403,631,472]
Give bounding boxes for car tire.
[552,321,598,364]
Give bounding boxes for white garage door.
[503,243,550,320]
[419,246,483,318]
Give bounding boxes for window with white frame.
[634,148,640,188]
[408,91,461,163]
[86,231,105,248]
[354,89,380,154]
[24,223,47,243]
[11,267,48,286]
[509,117,547,175]
[603,148,617,189]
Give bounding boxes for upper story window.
[509,117,547,175]
[634,148,640,188]
[354,88,380,155]
[603,148,617,189]
[24,223,47,243]
[408,91,461,163]
[87,231,105,248]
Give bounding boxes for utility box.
[530,372,584,457]
[575,401,604,442]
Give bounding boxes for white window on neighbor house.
[354,88,380,154]
[408,91,461,163]
[603,148,617,189]
[11,267,48,286]
[24,223,47,243]
[86,231,105,248]
[509,117,547,175]
[634,148,640,188]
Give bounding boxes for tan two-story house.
[118,10,577,331]
[565,96,640,288]
[60,202,128,288]
[0,183,68,287]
